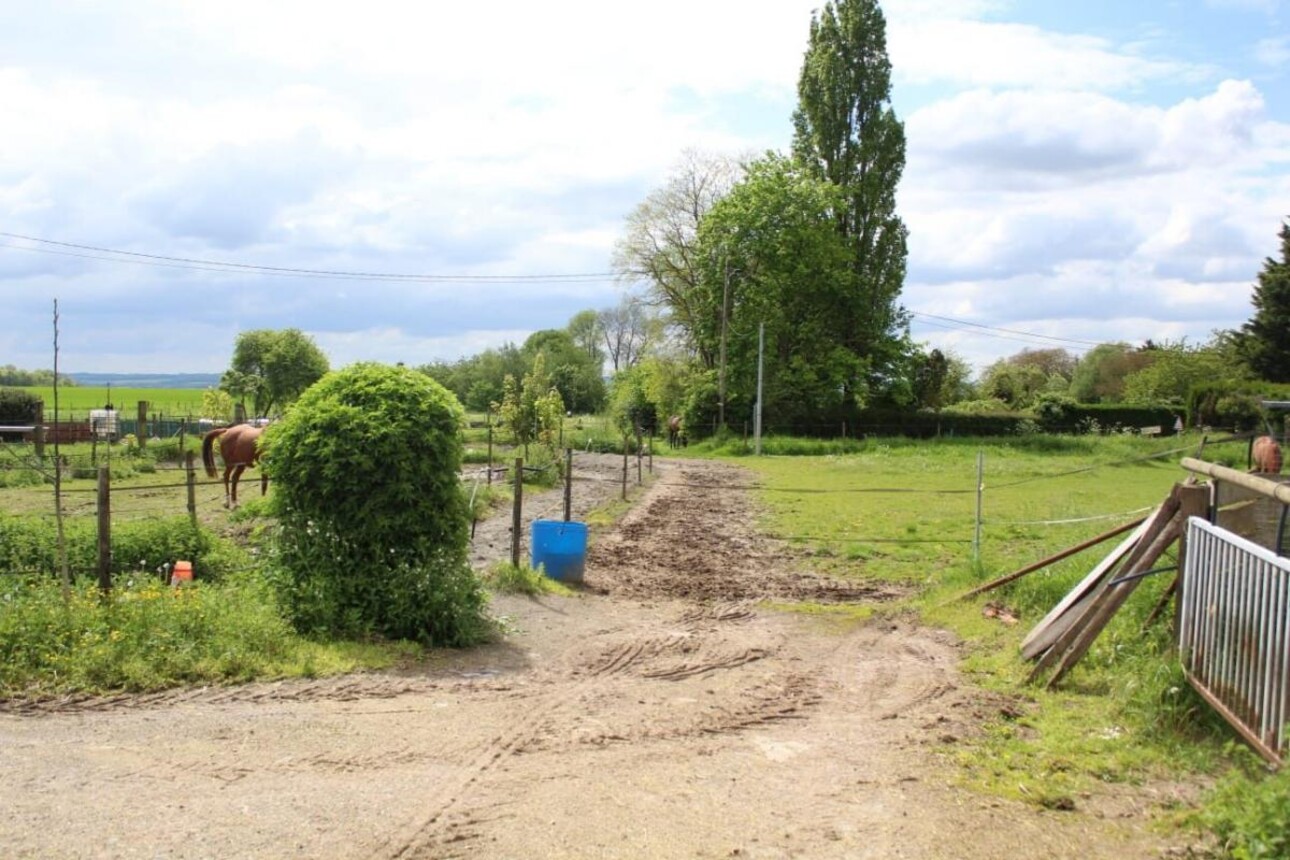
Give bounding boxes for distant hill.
[67,372,222,389]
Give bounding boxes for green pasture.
[11,386,208,418]
[737,434,1194,586]
[723,432,1286,849]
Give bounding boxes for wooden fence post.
[564,448,573,522]
[487,423,494,486]
[511,457,523,568]
[34,400,45,458]
[137,400,149,449]
[97,464,112,597]
[636,429,643,485]
[186,451,198,528]
[622,436,629,501]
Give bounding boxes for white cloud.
[1,1,1288,379]
[889,20,1197,91]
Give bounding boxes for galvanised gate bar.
[1179,516,1289,765]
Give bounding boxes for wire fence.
[1,431,1265,585]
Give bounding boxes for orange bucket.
[171,560,193,585]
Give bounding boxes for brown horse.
[1251,435,1283,474]
[666,415,686,449]
[202,424,267,507]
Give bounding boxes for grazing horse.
[202,424,267,507]
[666,415,686,449]
[1251,435,1283,474]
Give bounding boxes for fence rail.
[1179,516,1290,765]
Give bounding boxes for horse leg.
[230,464,246,507]
[260,470,269,496]
[222,466,232,508]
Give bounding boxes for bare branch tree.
[612,149,742,367]
[598,296,652,373]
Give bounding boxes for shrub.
[0,574,296,694]
[263,362,487,645]
[0,387,41,425]
[0,514,241,582]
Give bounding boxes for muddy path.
[0,459,1194,858]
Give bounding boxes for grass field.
[716,432,1290,844]
[4,427,1285,849]
[11,386,209,418]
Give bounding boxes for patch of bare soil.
[0,458,1200,858]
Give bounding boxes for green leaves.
[221,328,329,418]
[264,363,485,645]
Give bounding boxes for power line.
[0,231,617,284]
[910,311,1104,349]
[4,230,1143,348]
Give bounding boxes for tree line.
[9,2,1288,438]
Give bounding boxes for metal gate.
[1179,516,1290,765]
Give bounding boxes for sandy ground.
[0,457,1201,859]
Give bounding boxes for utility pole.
[717,256,731,430]
[754,321,764,456]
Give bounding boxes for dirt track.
[0,458,1195,858]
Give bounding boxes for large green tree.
[1122,337,1246,405]
[1069,343,1153,403]
[696,153,859,426]
[220,328,329,418]
[1238,221,1290,383]
[566,309,606,367]
[791,0,909,398]
[521,329,606,413]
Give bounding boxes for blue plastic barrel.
[531,519,588,582]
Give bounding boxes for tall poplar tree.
[1239,221,1290,383]
[791,0,909,400]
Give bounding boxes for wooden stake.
[1044,508,1186,687]
[511,457,522,568]
[563,448,573,523]
[956,515,1147,602]
[137,400,148,449]
[1026,487,1181,682]
[97,464,112,597]
[186,451,198,528]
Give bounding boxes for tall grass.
[0,574,304,694]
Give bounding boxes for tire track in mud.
[369,463,842,859]
[0,674,485,716]
[585,462,901,604]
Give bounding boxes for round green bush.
[263,363,486,645]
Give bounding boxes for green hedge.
[0,388,41,440]
[1188,381,1290,431]
[1045,403,1181,434]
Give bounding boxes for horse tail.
[202,428,226,478]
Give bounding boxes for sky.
[2,0,1288,379]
